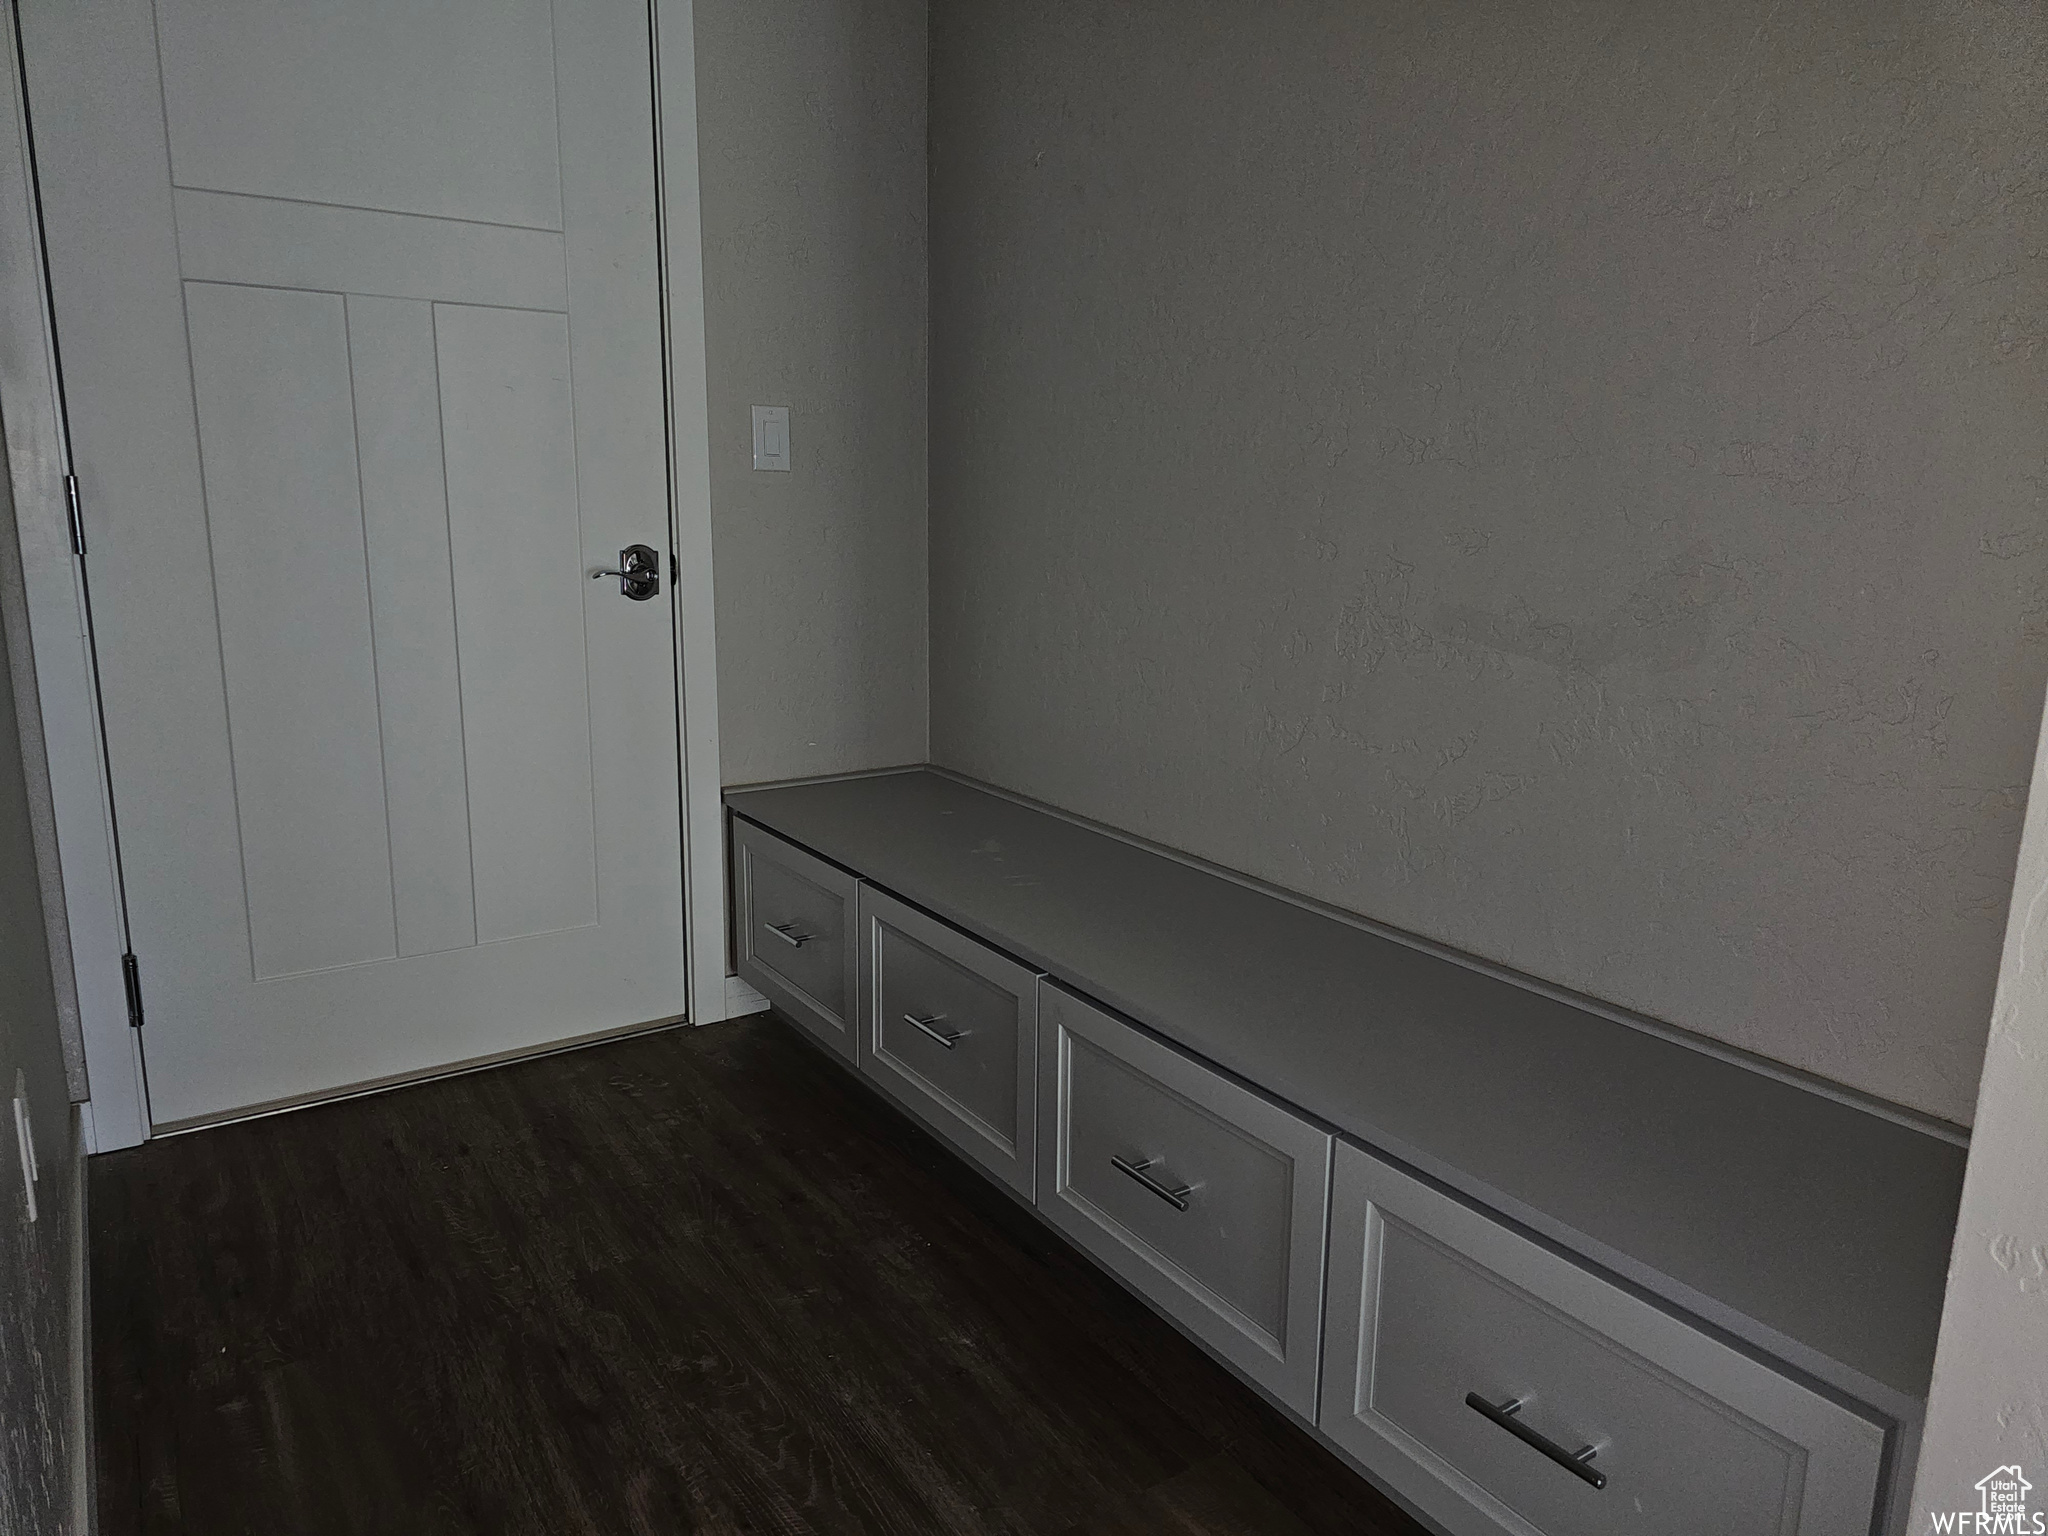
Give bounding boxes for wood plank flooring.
[91,1013,1427,1536]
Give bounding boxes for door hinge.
[669,552,678,587]
[64,473,85,555]
[121,952,144,1029]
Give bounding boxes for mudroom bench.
[726,767,1965,1536]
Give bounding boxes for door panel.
[155,0,563,228]
[187,282,399,979]
[22,0,687,1123]
[436,304,600,944]
[348,296,477,959]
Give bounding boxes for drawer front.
[733,818,858,1061]
[1037,983,1331,1415]
[1320,1141,1887,1536]
[859,885,1042,1197]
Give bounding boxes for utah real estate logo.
[1932,1466,2045,1534]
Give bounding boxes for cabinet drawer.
[1320,1141,1886,1536]
[733,818,859,1062]
[858,885,1042,1197]
[1037,983,1331,1415]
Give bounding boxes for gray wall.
[696,0,929,787]
[1913,683,2048,1518]
[0,461,87,1533]
[928,0,2048,1125]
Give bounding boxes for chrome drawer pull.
[1111,1155,1194,1212]
[904,1013,965,1049]
[1464,1393,1608,1490]
[765,922,810,948]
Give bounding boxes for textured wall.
[697,0,929,786]
[0,471,85,1532]
[1913,685,2048,1518]
[928,0,2048,1124]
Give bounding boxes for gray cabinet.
[1036,982,1331,1416]
[733,817,859,1063]
[728,774,1938,1536]
[1319,1140,1888,1536]
[857,884,1043,1198]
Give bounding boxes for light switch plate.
[751,405,791,472]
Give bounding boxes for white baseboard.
[723,974,771,1019]
[70,1106,93,1535]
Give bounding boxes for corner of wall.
[1909,682,2048,1521]
[696,0,933,787]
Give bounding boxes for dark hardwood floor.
[91,1013,1427,1535]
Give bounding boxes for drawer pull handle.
[765,922,810,948]
[904,1013,965,1049]
[1111,1155,1194,1212]
[1464,1393,1608,1490]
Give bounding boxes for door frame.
[0,0,735,1152]
[652,0,737,1050]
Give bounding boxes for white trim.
[68,1104,93,1534]
[652,0,732,1027]
[0,3,147,1152]
[724,974,770,1018]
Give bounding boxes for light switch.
[752,405,791,472]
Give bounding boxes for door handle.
[592,543,661,601]
[903,1013,965,1049]
[1111,1154,1194,1211]
[765,922,809,948]
[1464,1394,1608,1489]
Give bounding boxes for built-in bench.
[726,766,1964,1536]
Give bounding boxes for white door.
[21,0,690,1126]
